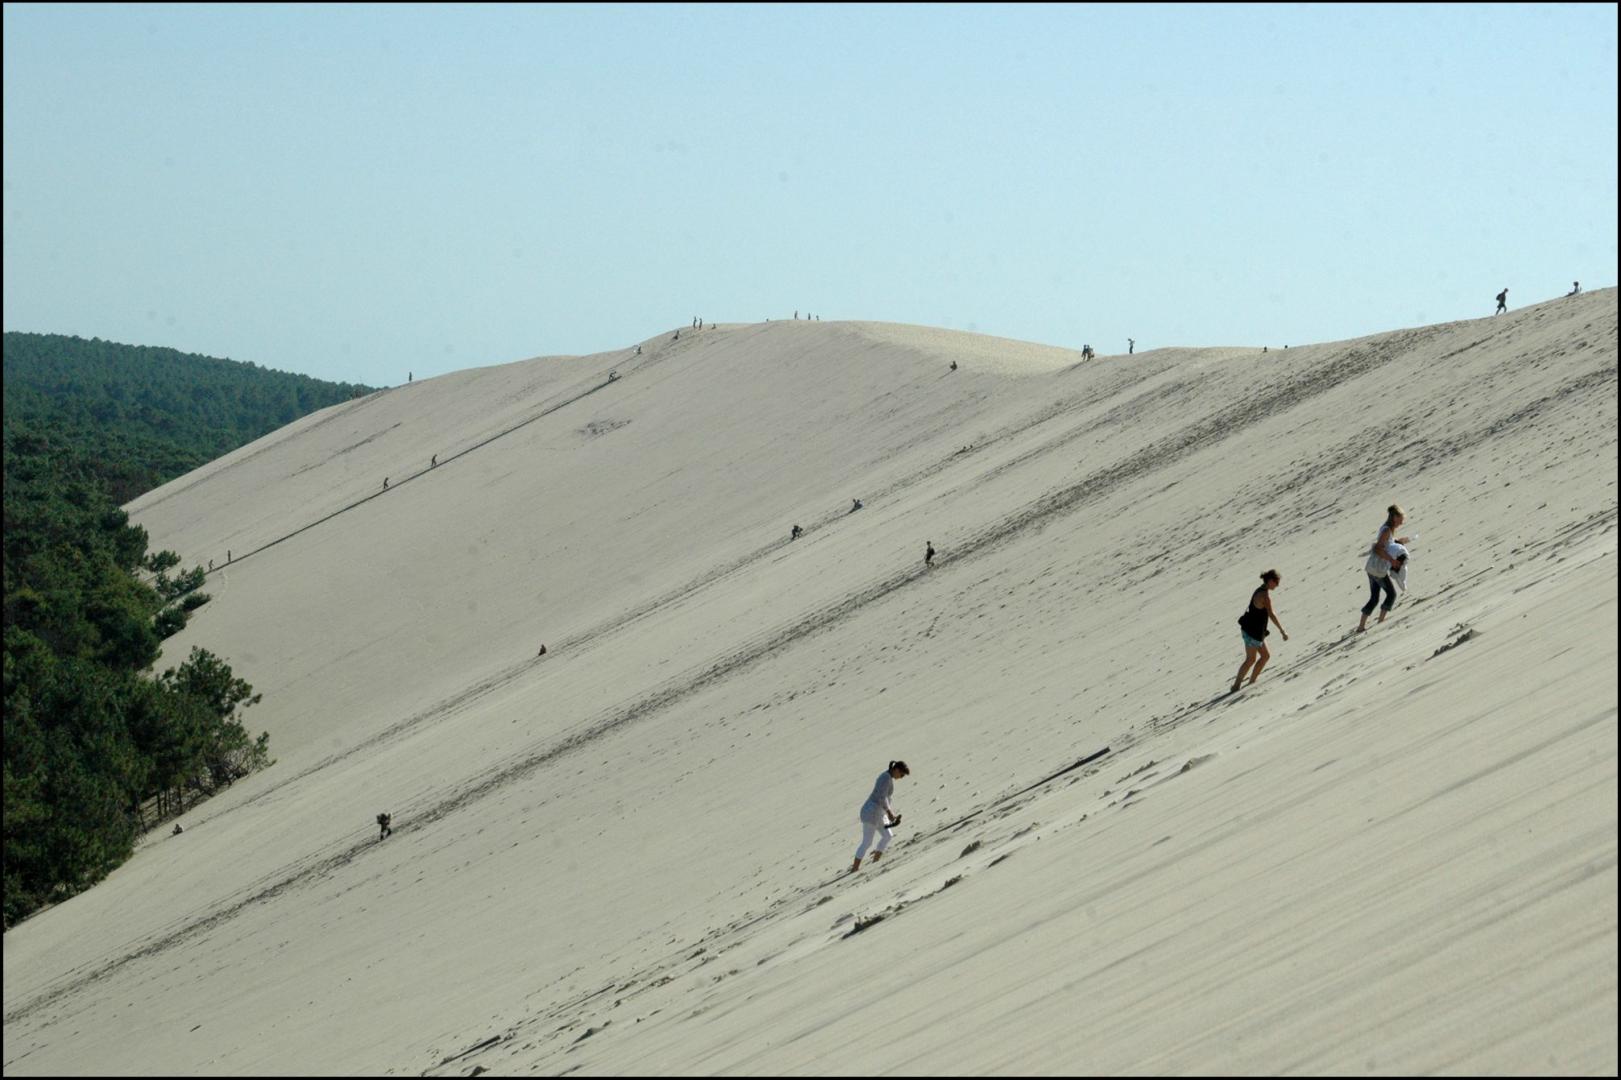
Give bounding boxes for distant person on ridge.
[636,345,642,355]
[1495,288,1508,314]
[925,541,936,567]
[1128,338,1135,355]
[850,498,863,514]
[1233,569,1287,693]
[791,524,803,540]
[431,454,437,468]
[950,360,958,371]
[376,812,392,840]
[173,823,184,836]
[1568,281,1581,297]
[537,644,547,657]
[851,761,909,872]
[1357,504,1411,633]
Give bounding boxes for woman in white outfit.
[852,760,909,872]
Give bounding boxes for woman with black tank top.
[1233,569,1287,694]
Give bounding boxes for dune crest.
[6,295,1616,1075]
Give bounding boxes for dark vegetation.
[4,332,372,503]
[3,333,374,927]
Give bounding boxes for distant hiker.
[376,812,392,840]
[173,823,184,836]
[409,372,413,383]
[950,360,958,371]
[431,454,437,467]
[850,498,863,514]
[1495,288,1508,314]
[537,644,547,657]
[791,524,803,540]
[608,370,619,381]
[852,761,909,872]
[383,477,389,489]
[208,559,214,570]
[1568,281,1581,297]
[673,330,680,340]
[1357,504,1411,633]
[925,541,936,567]
[227,550,231,563]
[635,345,642,355]
[1233,569,1287,693]
[1128,338,1135,355]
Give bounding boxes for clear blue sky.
[4,3,1616,385]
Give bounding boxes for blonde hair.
[1387,503,1405,522]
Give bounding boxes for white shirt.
[861,771,895,821]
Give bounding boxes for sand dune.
[4,295,1616,1075]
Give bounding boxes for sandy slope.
[3,298,1615,1075]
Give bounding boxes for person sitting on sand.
[1568,281,1581,297]
[850,498,863,513]
[1357,504,1412,632]
[852,761,909,872]
[1233,569,1287,693]
[791,524,803,540]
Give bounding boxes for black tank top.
[1238,588,1269,639]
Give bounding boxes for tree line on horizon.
[2,332,372,928]
[3,331,374,504]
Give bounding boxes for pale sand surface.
[3,296,1615,1074]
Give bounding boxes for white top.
[1374,522,1405,563]
[862,771,895,819]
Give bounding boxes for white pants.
[855,821,892,859]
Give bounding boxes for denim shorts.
[1241,631,1265,649]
